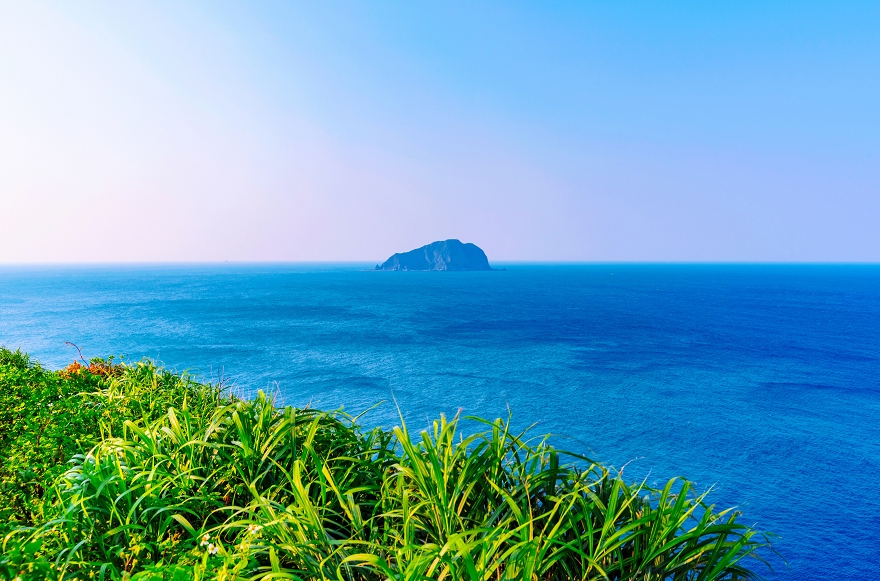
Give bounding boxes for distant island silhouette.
[376,239,493,271]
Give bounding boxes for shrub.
[0,349,772,580]
[0,348,223,535]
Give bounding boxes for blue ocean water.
[1,263,878,579]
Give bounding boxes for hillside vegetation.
[0,347,771,580]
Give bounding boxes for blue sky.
[1,1,878,261]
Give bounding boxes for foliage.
[0,348,772,580]
[0,349,106,533]
[0,348,222,535]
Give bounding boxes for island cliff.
[376,239,493,271]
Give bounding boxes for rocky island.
[376,239,493,271]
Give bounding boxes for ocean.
[1,263,878,579]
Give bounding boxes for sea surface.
[1,263,878,580]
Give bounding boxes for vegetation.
[0,347,771,580]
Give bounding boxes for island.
[375,239,493,271]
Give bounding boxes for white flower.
[247,523,262,535]
[200,533,210,546]
[207,543,219,556]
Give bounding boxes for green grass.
[0,347,772,580]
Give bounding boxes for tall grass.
[0,349,772,580]
[0,349,222,537]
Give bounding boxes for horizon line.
[2,260,880,267]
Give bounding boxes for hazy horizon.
[3,259,880,267]
[2,2,878,263]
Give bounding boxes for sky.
[1,1,879,263]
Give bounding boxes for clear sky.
[1,1,878,262]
